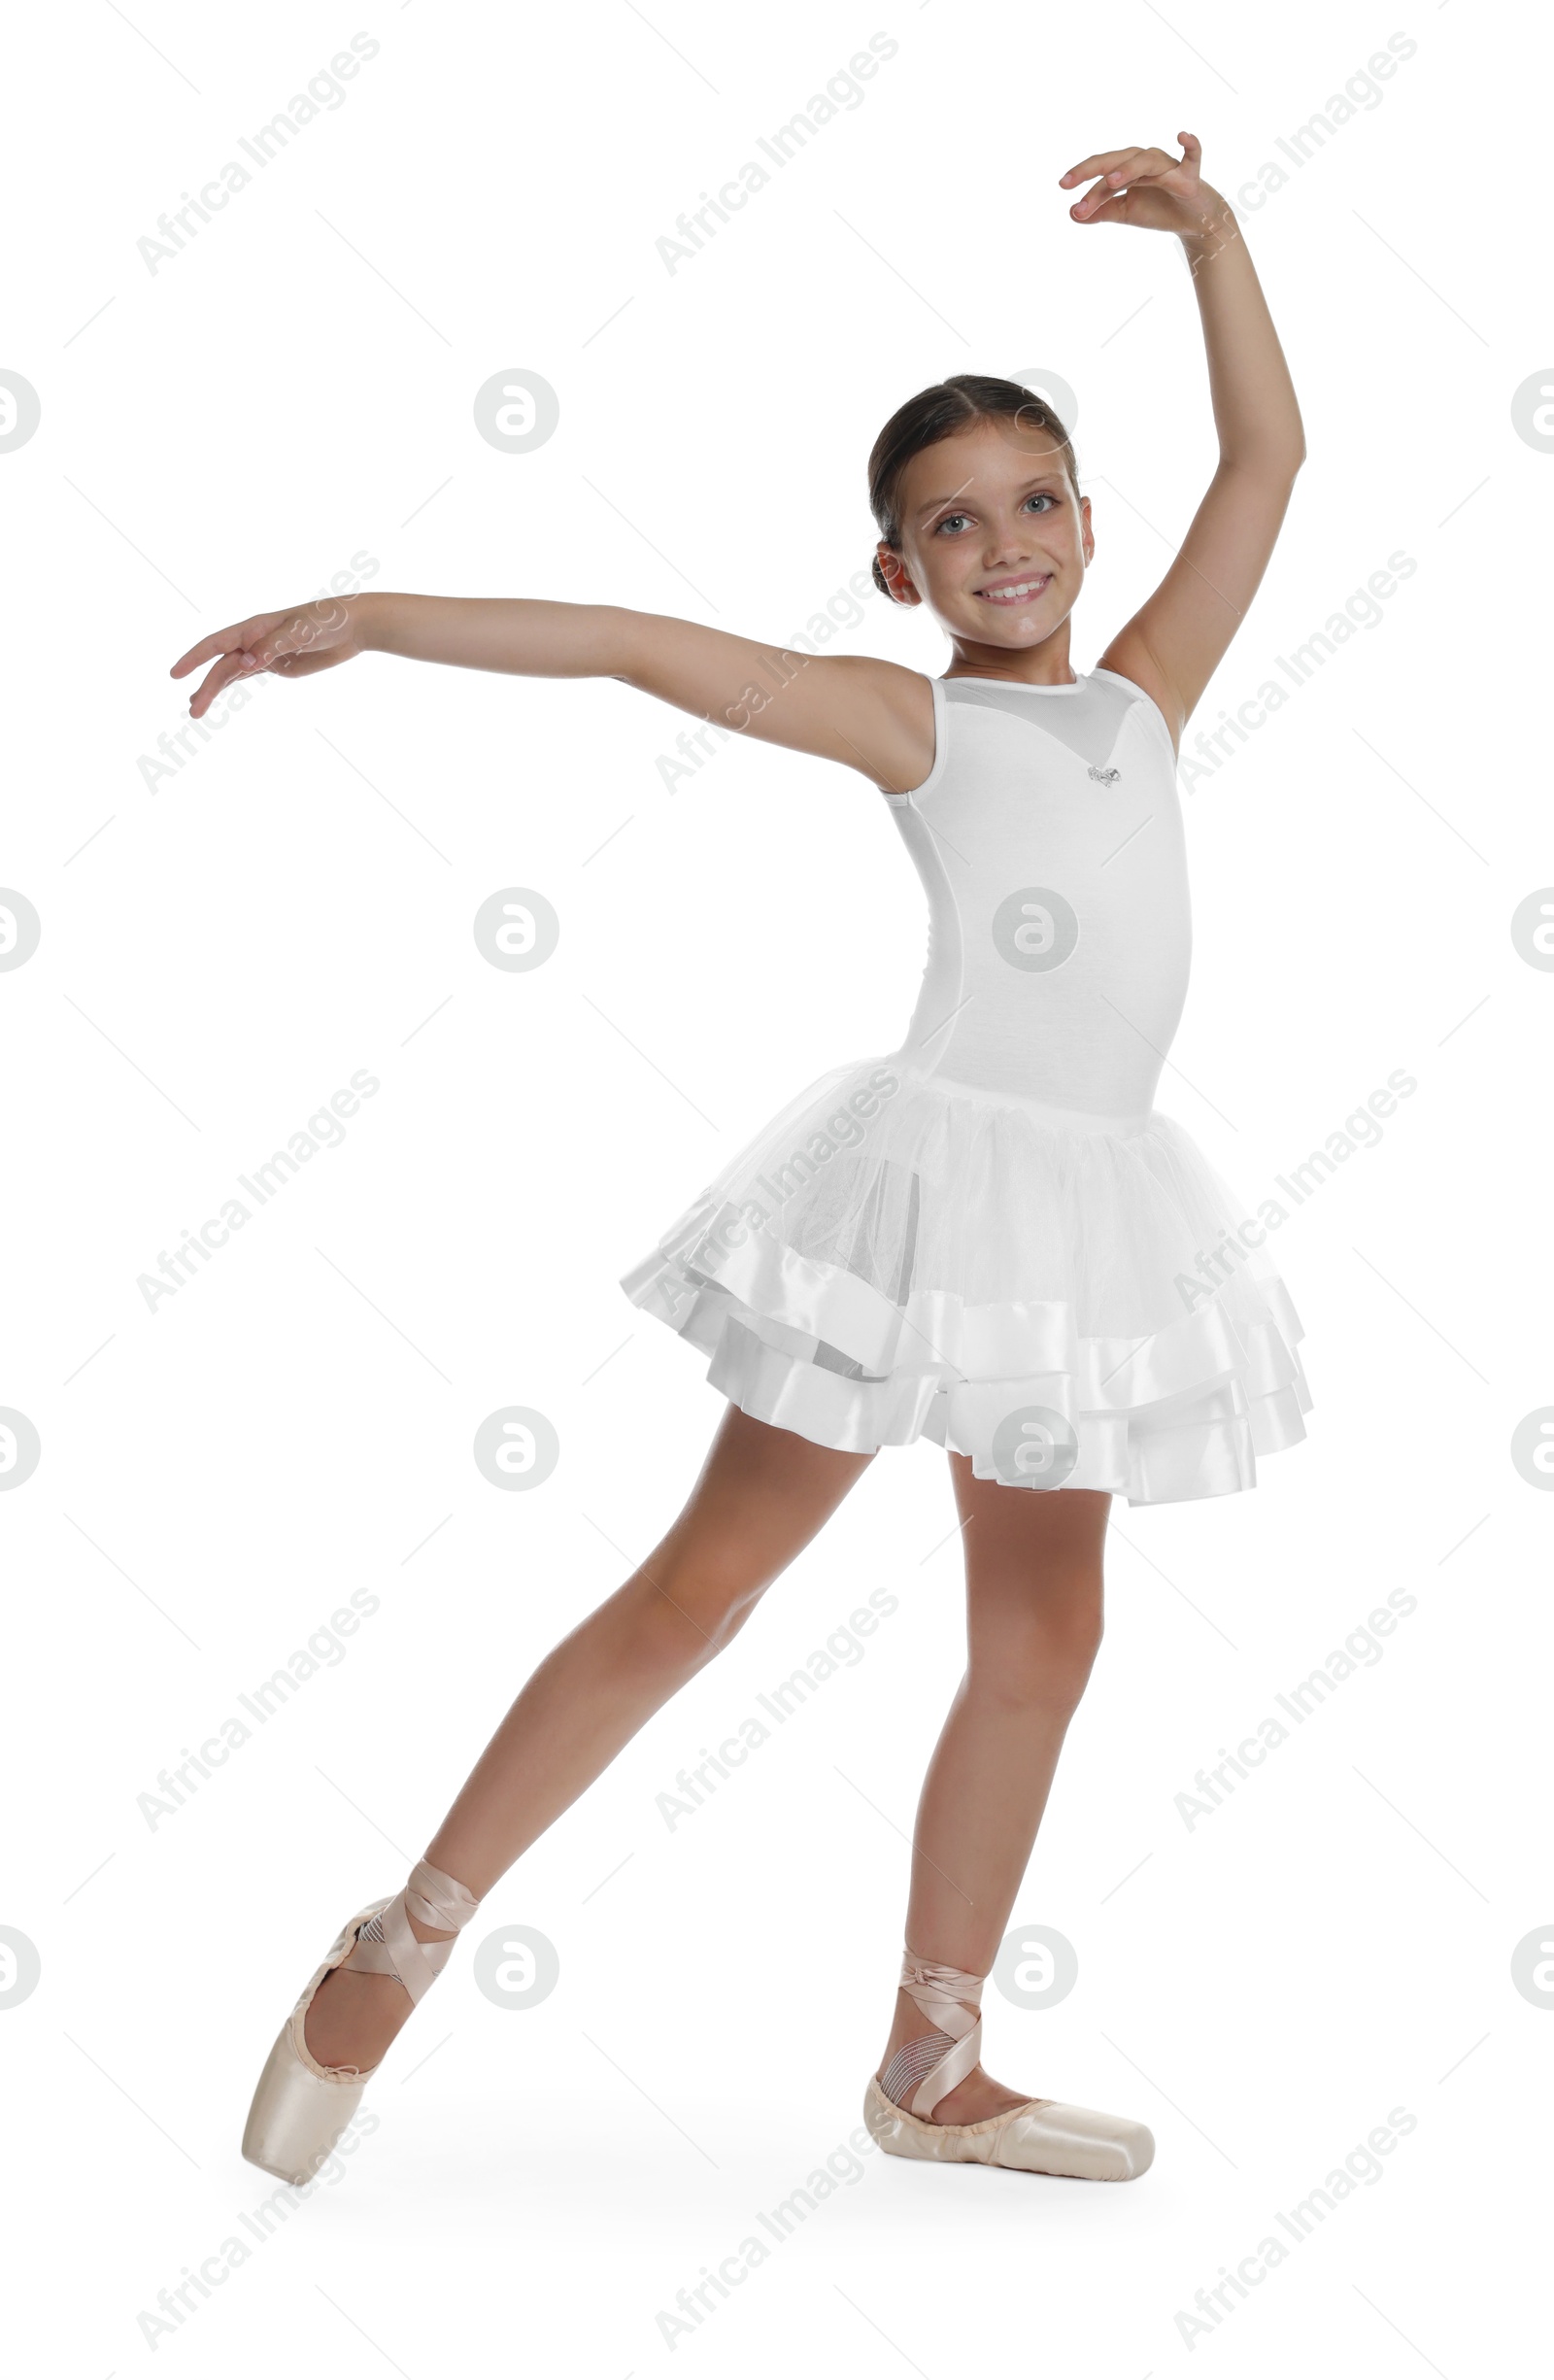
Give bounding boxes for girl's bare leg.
[876,1457,1110,2124]
[305,1406,875,2069]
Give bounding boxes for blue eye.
[1024,492,1057,513]
[934,512,971,535]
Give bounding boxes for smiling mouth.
[974,574,1051,605]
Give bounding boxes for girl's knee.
[625,1554,765,1665]
[968,1591,1103,1709]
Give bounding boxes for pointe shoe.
[241,1857,481,2186]
[863,1951,1154,2184]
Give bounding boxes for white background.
[3,1,1547,2371]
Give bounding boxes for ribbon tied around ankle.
[404,1859,482,1938]
[352,1856,483,2006]
[899,1951,985,2119]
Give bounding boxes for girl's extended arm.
[169,594,934,793]
[1061,134,1305,742]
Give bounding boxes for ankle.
[404,1915,456,1946]
[880,1986,930,2064]
[877,1951,989,2116]
[340,1857,481,2001]
[338,1910,453,1981]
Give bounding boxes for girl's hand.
[1059,134,1232,247]
[169,595,370,719]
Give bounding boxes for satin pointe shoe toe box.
[863,2073,1154,2182]
[241,1900,391,2188]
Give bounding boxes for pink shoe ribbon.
[899,1950,985,2118]
[352,1857,483,2007]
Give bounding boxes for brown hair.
[867,375,1080,598]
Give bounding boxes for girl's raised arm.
[1060,135,1305,745]
[169,595,933,794]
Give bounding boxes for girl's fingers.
[1067,156,1136,216]
[1061,137,1199,199]
[185,649,261,718]
[172,600,353,712]
[1069,153,1149,218]
[1071,190,1132,227]
[169,622,250,678]
[1059,148,1140,186]
[1104,148,1175,187]
[1069,143,1199,221]
[169,602,324,679]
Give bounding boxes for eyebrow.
[913,473,1066,525]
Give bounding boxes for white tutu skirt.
[620,1056,1311,1505]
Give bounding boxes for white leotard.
[882,666,1190,1123]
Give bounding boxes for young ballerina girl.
[173,133,1310,2190]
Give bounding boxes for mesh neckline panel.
[942,673,1135,770]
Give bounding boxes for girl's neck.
[942,629,1080,689]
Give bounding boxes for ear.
[1078,493,1095,567]
[877,544,921,606]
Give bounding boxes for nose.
[984,510,1038,564]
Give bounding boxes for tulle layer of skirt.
[620,1056,1311,1506]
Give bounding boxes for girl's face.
[878,416,1094,655]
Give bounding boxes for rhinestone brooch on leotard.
[1088,765,1121,785]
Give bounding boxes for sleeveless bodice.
[882,666,1191,1123]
